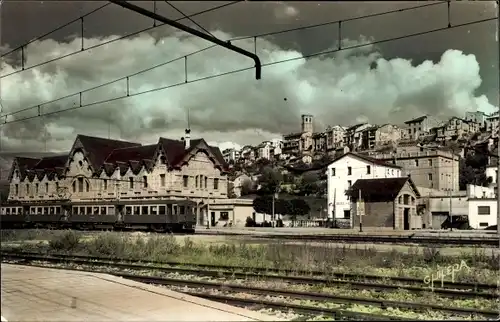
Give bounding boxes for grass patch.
[2,230,499,284]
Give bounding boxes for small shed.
[346,177,421,230]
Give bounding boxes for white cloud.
[273,3,299,19]
[0,29,496,153]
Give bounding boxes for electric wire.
[0,3,111,58]
[0,1,242,79]
[0,16,495,126]
[0,1,442,80]
[164,1,215,38]
[0,1,452,118]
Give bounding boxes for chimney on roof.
[184,128,191,149]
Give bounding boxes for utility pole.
[206,195,210,229]
[497,116,500,238]
[497,0,500,241]
[449,149,454,232]
[358,188,363,232]
[271,193,275,227]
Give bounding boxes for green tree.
[459,148,490,190]
[296,172,320,196]
[241,179,255,196]
[258,167,283,195]
[252,195,273,214]
[227,182,237,199]
[288,198,310,223]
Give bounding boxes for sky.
[0,1,498,153]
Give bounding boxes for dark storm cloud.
[0,1,497,152]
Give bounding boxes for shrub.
[48,231,80,252]
[245,216,256,227]
[84,232,128,258]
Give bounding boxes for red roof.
[9,135,227,181]
[76,134,141,170]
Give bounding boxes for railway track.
[2,251,496,293]
[198,231,500,247]
[2,256,498,320]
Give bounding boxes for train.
[0,199,197,233]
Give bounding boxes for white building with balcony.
[326,152,402,223]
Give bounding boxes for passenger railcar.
[0,199,196,233]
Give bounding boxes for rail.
[2,251,496,294]
[196,231,500,247]
[2,255,496,320]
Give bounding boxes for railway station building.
[5,131,252,227]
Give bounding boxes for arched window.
[72,177,90,193]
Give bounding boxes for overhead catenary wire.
[164,1,215,38]
[0,1,452,117]
[0,3,111,59]
[0,15,496,126]
[0,1,442,80]
[0,1,242,79]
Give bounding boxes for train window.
[179,206,185,215]
[133,206,140,215]
[159,206,166,215]
[126,206,132,215]
[101,207,106,215]
[49,207,55,215]
[37,207,42,214]
[167,204,172,215]
[93,207,99,215]
[55,207,61,214]
[80,207,85,215]
[219,212,229,220]
[173,205,178,215]
[44,207,49,215]
[142,206,149,215]
[6,208,10,214]
[151,206,157,215]
[31,207,36,214]
[87,207,92,214]
[108,207,115,215]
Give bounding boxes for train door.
[22,206,30,220]
[116,205,124,222]
[210,212,216,227]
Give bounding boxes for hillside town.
[2,111,499,231]
[222,111,499,230]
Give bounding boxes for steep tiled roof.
[76,134,141,170]
[159,137,195,166]
[158,138,226,170]
[346,177,420,201]
[102,144,158,175]
[10,157,41,180]
[9,135,228,181]
[33,155,68,170]
[105,145,157,164]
